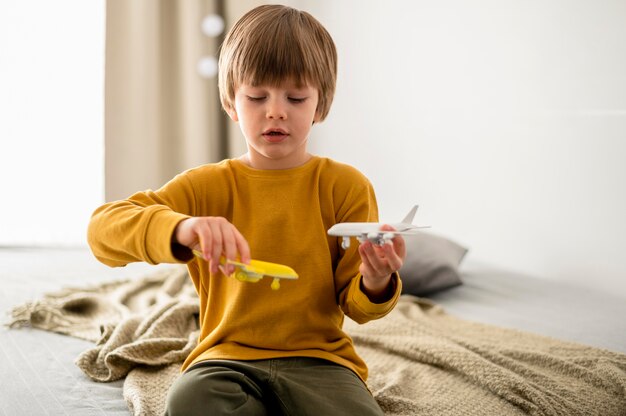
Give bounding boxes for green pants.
[165,357,384,416]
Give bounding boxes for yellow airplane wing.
[192,250,298,290]
[232,259,298,279]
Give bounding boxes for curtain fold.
[105,0,227,201]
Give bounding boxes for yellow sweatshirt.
[88,156,401,381]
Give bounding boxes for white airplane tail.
[401,205,418,224]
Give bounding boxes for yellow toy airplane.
[192,250,298,290]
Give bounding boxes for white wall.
[300,0,626,294]
[0,1,105,246]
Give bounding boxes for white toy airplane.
[327,205,430,249]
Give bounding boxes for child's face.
[228,80,320,169]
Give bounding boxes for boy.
[88,5,405,415]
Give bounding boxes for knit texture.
[8,266,626,416]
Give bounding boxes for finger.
[197,224,212,262]
[383,241,403,271]
[358,242,375,277]
[233,228,251,264]
[220,222,238,261]
[207,220,223,274]
[390,235,406,260]
[220,222,239,275]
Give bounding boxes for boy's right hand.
[174,217,251,274]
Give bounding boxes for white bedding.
[1,247,624,414]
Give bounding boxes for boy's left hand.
[358,224,406,302]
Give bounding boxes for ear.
[225,105,239,122]
[313,109,322,124]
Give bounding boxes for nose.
[266,97,287,120]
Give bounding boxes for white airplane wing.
[361,229,428,240]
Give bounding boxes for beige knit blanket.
[8,266,626,416]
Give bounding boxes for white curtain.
[105,0,228,201]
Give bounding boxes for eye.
[288,97,307,104]
[246,96,265,102]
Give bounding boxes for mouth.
[262,128,288,143]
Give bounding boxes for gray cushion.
[399,231,468,296]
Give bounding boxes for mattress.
[430,260,626,354]
[0,247,153,415]
[1,247,624,414]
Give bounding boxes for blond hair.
[218,5,337,121]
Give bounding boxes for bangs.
[239,43,310,89]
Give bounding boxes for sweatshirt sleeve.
[340,272,402,324]
[87,171,197,267]
[332,168,402,324]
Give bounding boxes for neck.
[239,153,313,170]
